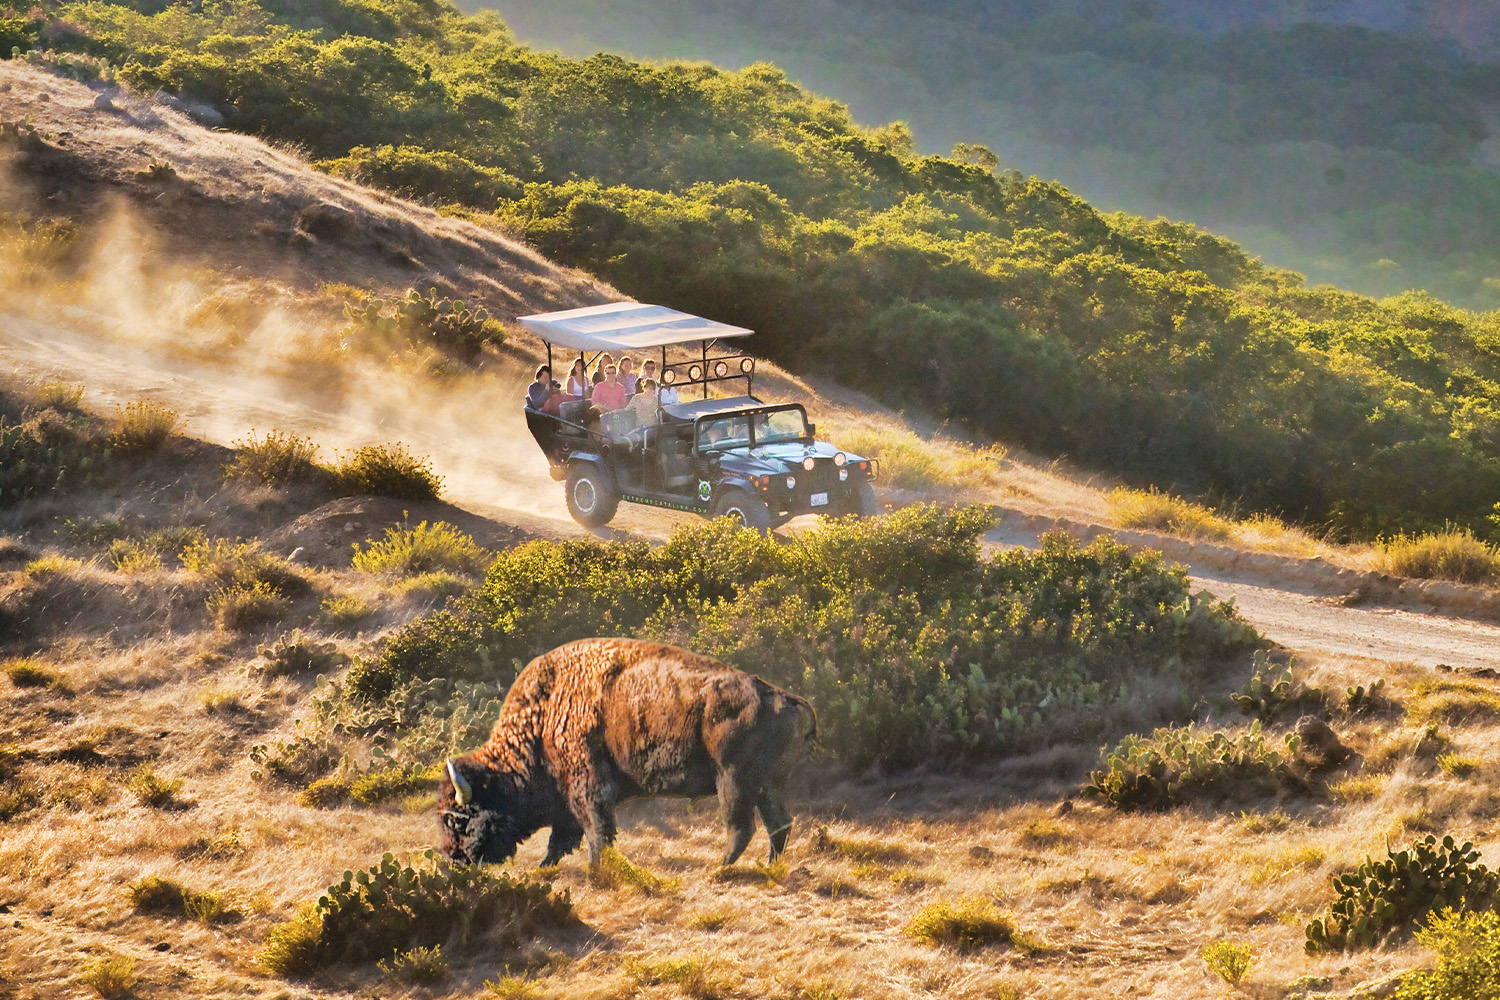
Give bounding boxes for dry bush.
[378,944,449,985]
[2,656,56,688]
[591,846,682,894]
[35,379,85,410]
[109,399,181,455]
[181,537,307,595]
[224,428,325,485]
[1107,486,1233,540]
[79,951,135,998]
[127,764,186,809]
[331,442,443,501]
[827,418,1003,491]
[129,874,238,925]
[905,898,1035,952]
[623,951,736,999]
[320,593,379,629]
[207,580,291,630]
[1381,527,1500,584]
[1409,681,1500,726]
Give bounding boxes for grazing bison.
[438,637,817,869]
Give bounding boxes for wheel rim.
[724,505,747,525]
[574,478,597,513]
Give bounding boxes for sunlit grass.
[1381,527,1500,585]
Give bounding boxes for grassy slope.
[4,387,1499,999]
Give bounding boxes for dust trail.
[0,205,578,529]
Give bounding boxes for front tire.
[566,464,619,527]
[849,480,880,517]
[713,488,772,534]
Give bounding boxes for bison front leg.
[540,813,584,868]
[717,768,758,866]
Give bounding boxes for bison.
[438,637,817,869]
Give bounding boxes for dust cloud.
[0,194,573,528]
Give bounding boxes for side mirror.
[807,423,817,437]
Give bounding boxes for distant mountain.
[474,0,1500,308]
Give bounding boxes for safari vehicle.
[519,302,879,531]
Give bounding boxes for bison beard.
[438,638,817,869]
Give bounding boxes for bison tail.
[791,695,819,745]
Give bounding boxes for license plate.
[810,492,829,507]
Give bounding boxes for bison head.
[438,756,525,864]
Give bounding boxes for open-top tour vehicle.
[519,302,879,531]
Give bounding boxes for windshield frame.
[693,405,810,453]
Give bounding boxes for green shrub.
[1201,940,1255,986]
[1086,721,1302,811]
[108,399,180,455]
[1382,528,1500,585]
[1394,908,1500,1000]
[224,429,325,485]
[129,875,238,925]
[352,520,489,576]
[320,144,522,208]
[379,944,449,984]
[0,409,108,506]
[79,951,135,998]
[2,657,55,688]
[320,594,379,628]
[258,851,578,977]
[1230,655,1327,722]
[127,765,185,808]
[1305,836,1499,953]
[905,898,1033,952]
[255,630,350,678]
[357,507,1260,768]
[344,287,503,362]
[332,442,444,501]
[297,763,433,809]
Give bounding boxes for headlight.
[833,452,847,467]
[802,457,816,471]
[785,475,796,490]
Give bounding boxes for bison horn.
[446,759,472,807]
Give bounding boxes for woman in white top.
[566,358,591,401]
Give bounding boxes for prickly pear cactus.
[1305,835,1498,952]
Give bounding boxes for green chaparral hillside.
[9,0,1500,539]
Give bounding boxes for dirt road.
[6,309,1499,673]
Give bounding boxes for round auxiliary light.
[802,457,816,471]
[785,475,796,490]
[833,451,847,467]
[740,357,755,374]
[688,364,704,382]
[839,468,849,481]
[661,367,677,385]
[714,360,730,378]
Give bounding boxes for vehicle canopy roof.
[662,396,798,421]
[516,302,753,353]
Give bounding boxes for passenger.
[627,378,659,426]
[619,356,639,396]
[591,353,615,387]
[591,364,629,411]
[657,367,680,406]
[526,365,559,414]
[640,359,658,389]
[565,358,591,401]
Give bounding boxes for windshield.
[697,415,750,450]
[751,408,808,445]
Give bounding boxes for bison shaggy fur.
[438,638,817,868]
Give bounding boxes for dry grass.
[1381,527,1500,585]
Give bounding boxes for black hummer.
[519,303,879,531]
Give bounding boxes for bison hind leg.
[756,787,793,863]
[541,814,584,868]
[717,768,758,866]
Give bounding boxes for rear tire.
[566,464,619,527]
[713,488,772,534]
